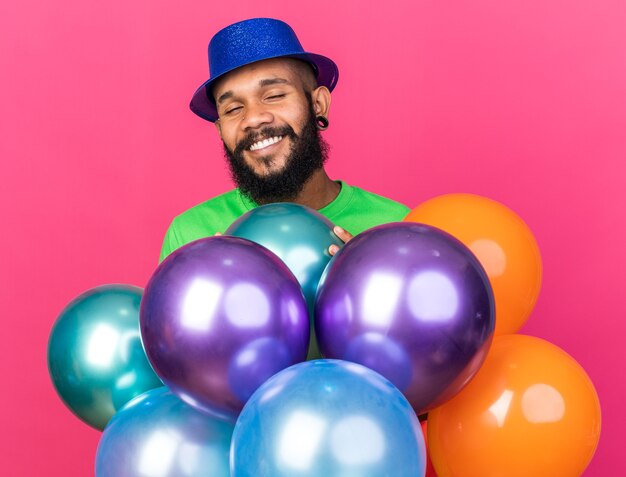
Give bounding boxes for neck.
[290,168,340,210]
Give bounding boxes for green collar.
[235,181,354,219]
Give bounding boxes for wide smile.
[248,135,284,152]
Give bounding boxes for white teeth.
[249,136,283,151]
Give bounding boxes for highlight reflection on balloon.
[231,360,426,477]
[404,193,542,335]
[96,387,234,477]
[47,284,162,430]
[225,203,343,359]
[140,236,309,418]
[427,335,601,477]
[315,222,495,414]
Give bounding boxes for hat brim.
[189,52,338,122]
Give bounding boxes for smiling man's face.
[212,58,331,203]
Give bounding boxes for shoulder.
[324,182,410,235]
[162,189,251,259]
[171,189,246,230]
[348,184,411,214]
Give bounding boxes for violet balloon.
[225,202,343,360]
[315,222,495,414]
[140,236,309,418]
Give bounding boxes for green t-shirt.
[160,181,410,261]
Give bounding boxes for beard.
[222,105,328,204]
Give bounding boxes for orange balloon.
[420,420,438,477]
[405,194,542,334]
[427,335,601,477]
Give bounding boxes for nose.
[240,102,274,131]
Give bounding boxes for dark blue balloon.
[231,360,426,477]
[96,387,234,477]
[315,222,495,414]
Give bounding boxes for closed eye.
[224,105,243,115]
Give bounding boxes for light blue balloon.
[96,387,234,477]
[231,360,426,477]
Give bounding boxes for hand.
[329,226,354,256]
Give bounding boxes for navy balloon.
[231,360,426,477]
[96,387,234,477]
[225,203,343,358]
[315,222,495,414]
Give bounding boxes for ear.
[311,86,331,118]
[214,119,223,138]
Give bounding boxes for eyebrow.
[216,90,234,105]
[216,77,291,105]
[259,77,290,87]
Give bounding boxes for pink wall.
[2,1,624,475]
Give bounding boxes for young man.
[160,18,409,261]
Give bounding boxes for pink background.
[2,1,624,475]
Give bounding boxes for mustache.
[233,126,298,156]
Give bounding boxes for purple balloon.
[140,236,309,418]
[315,222,495,414]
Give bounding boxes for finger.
[333,225,353,243]
[329,244,341,256]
